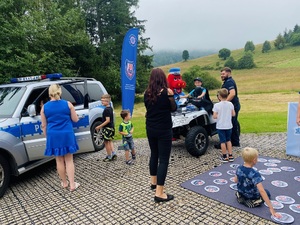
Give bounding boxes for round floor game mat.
[208,171,222,177]
[264,200,284,210]
[204,185,220,193]
[271,212,294,224]
[180,156,300,224]
[190,179,205,186]
[271,180,288,188]
[275,195,295,204]
[289,204,300,213]
[229,183,237,191]
[213,178,228,185]
[281,166,296,172]
[267,167,282,173]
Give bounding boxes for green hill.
[159,44,300,133]
[114,44,299,138]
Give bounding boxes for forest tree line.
[0,0,151,98]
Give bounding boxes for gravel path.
[0,133,298,224]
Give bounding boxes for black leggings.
[146,127,172,186]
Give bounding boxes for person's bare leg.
[110,141,114,153]
[131,149,136,156]
[105,141,112,156]
[150,175,157,186]
[221,143,227,156]
[227,141,233,155]
[56,156,68,188]
[155,185,167,198]
[125,150,130,161]
[64,153,76,189]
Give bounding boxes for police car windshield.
[0,87,26,117]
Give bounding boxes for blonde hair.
[48,84,62,100]
[218,88,229,99]
[101,94,111,101]
[241,147,259,163]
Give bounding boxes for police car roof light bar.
[10,73,62,83]
[46,73,62,80]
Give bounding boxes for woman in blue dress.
[41,84,80,191]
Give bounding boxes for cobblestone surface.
[0,133,298,224]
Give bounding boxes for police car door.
[20,87,49,160]
[60,82,94,153]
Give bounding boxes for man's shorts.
[217,129,232,143]
[102,127,115,141]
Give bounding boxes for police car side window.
[61,84,84,106]
[87,84,104,102]
[22,88,48,117]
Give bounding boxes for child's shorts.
[102,127,115,141]
[217,129,232,143]
[121,136,134,150]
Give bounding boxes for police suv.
[0,74,110,197]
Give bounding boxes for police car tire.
[185,126,209,157]
[0,155,11,198]
[91,121,105,151]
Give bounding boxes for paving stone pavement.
[0,133,298,225]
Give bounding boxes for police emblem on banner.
[125,59,135,80]
[129,34,137,47]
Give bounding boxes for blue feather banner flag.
[120,28,139,116]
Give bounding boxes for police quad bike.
[171,94,218,157]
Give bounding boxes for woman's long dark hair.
[145,68,168,104]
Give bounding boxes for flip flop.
[70,182,80,192]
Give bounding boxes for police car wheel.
[91,121,105,151]
[185,126,209,157]
[0,155,11,197]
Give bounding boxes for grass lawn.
[113,44,300,139]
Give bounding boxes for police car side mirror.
[27,104,37,117]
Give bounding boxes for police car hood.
[0,118,8,123]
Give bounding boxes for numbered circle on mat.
[204,185,220,193]
[271,212,294,224]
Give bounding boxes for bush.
[224,56,237,69]
[290,33,300,46]
[262,40,271,53]
[218,48,231,60]
[244,41,255,52]
[237,52,255,69]
[274,34,286,50]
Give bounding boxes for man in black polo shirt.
[215,67,240,148]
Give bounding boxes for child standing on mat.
[234,147,281,218]
[213,88,235,162]
[95,94,117,162]
[119,110,136,165]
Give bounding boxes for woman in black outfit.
[144,68,177,202]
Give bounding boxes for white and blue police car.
[0,73,111,197]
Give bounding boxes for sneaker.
[112,154,117,161]
[243,198,263,208]
[131,154,136,160]
[103,156,112,162]
[126,160,134,165]
[228,156,234,162]
[221,156,229,162]
[235,192,245,204]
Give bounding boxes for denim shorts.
[122,136,135,150]
[217,129,232,143]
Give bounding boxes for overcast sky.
[134,0,300,51]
